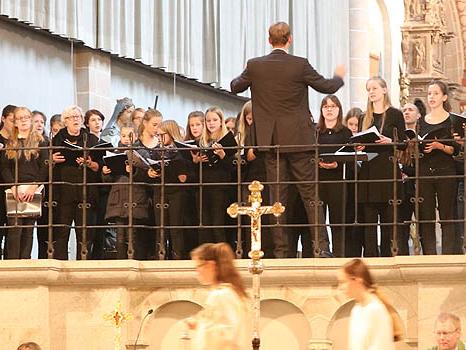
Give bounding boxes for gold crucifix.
[227,180,285,259]
[103,300,133,350]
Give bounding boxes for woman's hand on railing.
[52,152,66,164]
[424,141,442,153]
[355,145,365,152]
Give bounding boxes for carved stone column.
[349,0,370,108]
[401,0,456,106]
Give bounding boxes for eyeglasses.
[435,329,458,337]
[323,105,339,110]
[15,115,31,121]
[65,115,82,120]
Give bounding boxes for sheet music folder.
[319,151,378,162]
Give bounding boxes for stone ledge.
[0,255,464,286]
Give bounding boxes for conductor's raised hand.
[334,65,346,79]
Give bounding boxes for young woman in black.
[183,111,204,254]
[0,105,16,259]
[0,107,48,259]
[417,80,460,254]
[131,109,163,260]
[236,101,274,257]
[317,95,353,257]
[195,107,235,244]
[148,120,189,259]
[358,77,405,257]
[52,105,101,260]
[103,123,149,259]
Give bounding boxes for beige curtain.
[0,0,350,109]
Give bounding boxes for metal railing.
[1,134,465,260]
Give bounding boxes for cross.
[227,180,285,257]
[103,300,133,350]
[227,180,284,350]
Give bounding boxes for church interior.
[1,0,466,349]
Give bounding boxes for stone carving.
[399,65,411,105]
[405,0,424,20]
[428,0,446,27]
[402,34,410,67]
[413,39,426,72]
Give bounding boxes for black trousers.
[362,203,394,257]
[199,186,227,245]
[154,190,187,260]
[265,151,329,258]
[287,185,312,258]
[419,166,457,255]
[320,181,347,257]
[6,217,34,259]
[54,200,95,260]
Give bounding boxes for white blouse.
[348,294,395,350]
[191,284,250,350]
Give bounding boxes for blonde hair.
[362,77,391,131]
[191,243,247,299]
[200,107,228,147]
[159,120,183,143]
[343,259,403,341]
[138,109,163,138]
[237,101,252,147]
[6,107,44,161]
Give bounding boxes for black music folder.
[103,151,128,176]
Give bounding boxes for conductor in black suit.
[230,22,346,258]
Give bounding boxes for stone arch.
[146,300,203,350]
[260,298,311,350]
[375,0,393,82]
[327,300,355,350]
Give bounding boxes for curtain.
[0,0,350,108]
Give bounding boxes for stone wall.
[1,256,466,349]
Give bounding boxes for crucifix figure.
[227,180,285,350]
[103,300,133,350]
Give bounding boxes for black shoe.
[318,250,334,258]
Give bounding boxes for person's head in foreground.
[191,243,247,298]
[17,342,41,350]
[432,312,463,350]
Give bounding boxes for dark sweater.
[0,139,48,184]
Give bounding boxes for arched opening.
[260,299,311,350]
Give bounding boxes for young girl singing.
[148,120,189,259]
[0,107,48,259]
[195,107,236,245]
[358,77,405,257]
